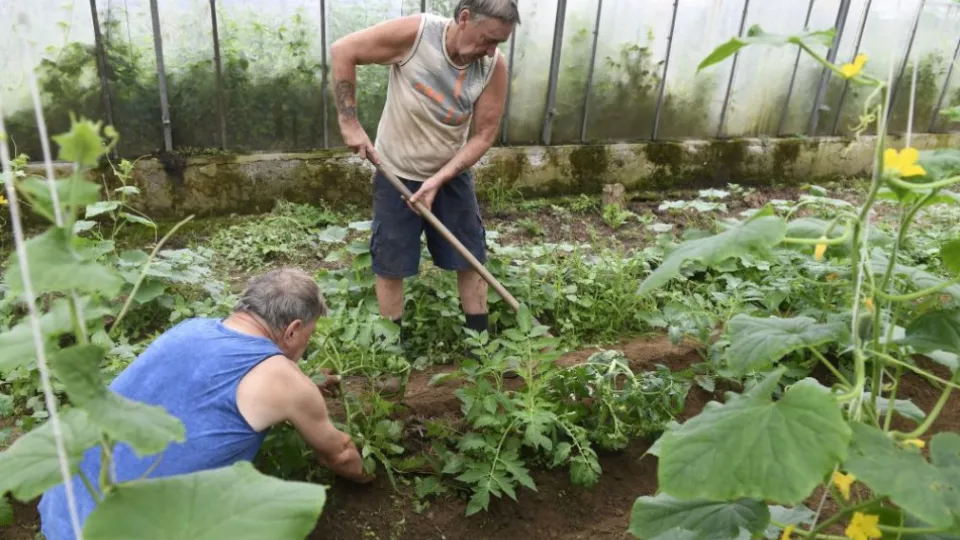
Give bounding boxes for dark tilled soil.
[3,336,957,540]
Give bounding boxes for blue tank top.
[38,317,283,540]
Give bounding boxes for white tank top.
[374,13,501,182]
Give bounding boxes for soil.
[6,333,951,540]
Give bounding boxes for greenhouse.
[2,0,960,539]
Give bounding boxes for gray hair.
[454,0,521,24]
[233,268,328,331]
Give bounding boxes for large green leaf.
[872,249,960,301]
[5,227,123,297]
[658,368,850,504]
[0,408,100,501]
[18,175,103,223]
[83,461,327,539]
[639,216,786,295]
[52,117,108,167]
[0,298,112,373]
[698,25,834,71]
[867,395,926,423]
[629,494,769,540]
[904,309,960,357]
[917,149,960,181]
[49,345,185,457]
[725,314,848,374]
[844,423,960,529]
[85,200,121,218]
[764,505,815,540]
[943,239,960,275]
[931,433,960,469]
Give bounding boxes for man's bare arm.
[330,15,421,163]
[432,54,508,184]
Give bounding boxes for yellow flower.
[0,194,7,206]
[814,242,828,261]
[840,54,867,78]
[865,297,874,313]
[780,524,795,540]
[826,273,839,281]
[845,512,882,540]
[884,147,926,178]
[904,438,925,449]
[832,471,856,501]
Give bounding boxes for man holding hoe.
[330,0,519,348]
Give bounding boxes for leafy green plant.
[0,117,327,538]
[629,24,960,540]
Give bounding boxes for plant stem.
[886,174,960,192]
[883,364,904,431]
[809,347,852,388]
[866,349,960,390]
[781,228,853,246]
[109,214,195,335]
[896,368,959,439]
[873,278,960,301]
[805,498,882,539]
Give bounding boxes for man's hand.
[406,176,444,214]
[312,368,341,398]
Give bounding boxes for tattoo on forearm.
[335,80,358,120]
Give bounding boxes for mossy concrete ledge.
[25,133,960,219]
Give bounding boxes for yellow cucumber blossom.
[815,241,828,261]
[832,471,856,500]
[865,297,874,313]
[845,512,881,540]
[903,438,925,449]
[884,147,926,178]
[780,524,795,540]
[0,194,7,206]
[840,53,867,78]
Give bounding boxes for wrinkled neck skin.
[445,20,469,66]
[223,311,283,349]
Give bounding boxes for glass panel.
[160,0,218,150]
[97,0,163,158]
[547,0,597,144]
[886,1,960,134]
[217,0,329,152]
[658,0,749,139]
[825,0,922,136]
[503,0,559,144]
[935,40,960,132]
[580,0,676,143]
[723,0,830,137]
[1,1,104,161]
[326,0,403,148]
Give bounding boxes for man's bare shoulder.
[237,355,316,430]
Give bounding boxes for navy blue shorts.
[370,169,487,278]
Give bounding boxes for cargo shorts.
[370,169,487,278]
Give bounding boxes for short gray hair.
[454,0,521,25]
[233,268,328,331]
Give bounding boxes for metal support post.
[776,0,815,136]
[501,30,516,145]
[89,0,116,156]
[148,0,173,152]
[717,0,751,137]
[652,0,680,140]
[831,0,873,135]
[421,0,426,13]
[579,0,603,143]
[210,0,228,149]
[886,0,926,126]
[806,0,853,135]
[320,0,329,148]
[541,0,568,146]
[929,33,960,132]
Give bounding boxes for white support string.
[0,105,85,540]
[17,13,90,338]
[906,45,919,147]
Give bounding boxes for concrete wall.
[25,132,960,220]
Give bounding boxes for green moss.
[568,145,609,193]
[476,151,527,186]
[772,139,803,179]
